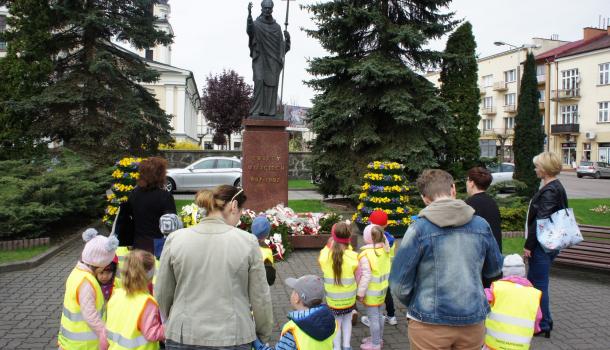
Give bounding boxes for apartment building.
[0,6,8,58]
[537,27,610,167]
[426,37,566,161]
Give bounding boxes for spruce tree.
[513,52,544,197]
[0,0,173,161]
[439,21,480,176]
[304,0,457,196]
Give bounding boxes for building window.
[600,63,610,85]
[483,119,493,131]
[560,105,578,124]
[505,117,515,130]
[233,142,241,150]
[561,143,577,165]
[538,89,545,102]
[0,15,6,51]
[504,93,516,106]
[600,102,610,123]
[504,69,516,83]
[479,140,496,158]
[203,142,213,150]
[145,49,153,60]
[561,68,579,92]
[536,65,545,77]
[483,96,493,108]
[482,75,493,87]
[599,143,610,162]
[583,143,591,161]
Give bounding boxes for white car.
[489,162,515,185]
[166,157,242,192]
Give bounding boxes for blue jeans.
[527,245,558,332]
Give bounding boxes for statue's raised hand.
[248,2,253,16]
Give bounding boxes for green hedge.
[499,206,528,232]
[0,150,111,239]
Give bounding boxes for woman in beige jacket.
[155,185,273,349]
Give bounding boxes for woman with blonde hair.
[523,151,567,339]
[106,249,164,349]
[155,185,273,350]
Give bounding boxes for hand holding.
[523,248,532,259]
[284,30,291,41]
[248,2,253,15]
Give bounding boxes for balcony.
[503,105,517,113]
[479,86,487,95]
[551,124,580,134]
[537,75,545,85]
[493,81,508,91]
[551,89,580,101]
[539,101,545,110]
[482,107,497,115]
[481,128,514,137]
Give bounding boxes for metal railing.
[503,105,517,113]
[482,107,497,115]
[551,89,580,101]
[493,81,508,91]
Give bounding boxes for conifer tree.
[304,0,457,196]
[513,52,544,197]
[440,21,480,175]
[0,0,173,161]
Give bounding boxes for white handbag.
[536,207,583,252]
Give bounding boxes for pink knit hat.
[81,228,119,268]
[363,224,390,250]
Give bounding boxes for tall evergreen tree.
[0,0,173,161]
[439,21,480,175]
[304,0,457,196]
[513,52,544,197]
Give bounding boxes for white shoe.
[360,315,370,327]
[385,315,398,325]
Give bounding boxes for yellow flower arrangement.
[362,182,371,191]
[104,156,145,227]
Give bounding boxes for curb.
[0,220,105,274]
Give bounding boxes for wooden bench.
[555,225,610,270]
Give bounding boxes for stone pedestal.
[242,119,289,212]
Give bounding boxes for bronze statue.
[247,0,290,118]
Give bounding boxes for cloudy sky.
[167,0,609,107]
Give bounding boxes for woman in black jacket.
[116,157,176,254]
[524,152,567,338]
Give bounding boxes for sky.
[168,0,609,107]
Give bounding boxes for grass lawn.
[570,198,610,227]
[174,199,329,214]
[502,237,526,255]
[288,179,318,190]
[0,245,50,264]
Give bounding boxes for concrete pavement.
[558,172,610,199]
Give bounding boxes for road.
[558,172,610,199]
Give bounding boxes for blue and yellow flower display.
[103,157,143,227]
[353,161,412,236]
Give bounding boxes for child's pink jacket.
[484,276,543,333]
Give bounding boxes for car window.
[500,164,514,172]
[193,160,215,169]
[580,161,592,166]
[232,161,241,169]
[487,165,499,173]
[216,159,234,169]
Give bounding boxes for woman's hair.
[122,249,155,295]
[195,185,247,213]
[533,152,562,177]
[370,225,385,244]
[137,157,168,190]
[467,167,493,190]
[331,222,351,286]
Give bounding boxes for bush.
[499,206,528,232]
[159,141,201,150]
[0,149,111,239]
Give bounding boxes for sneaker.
[361,337,384,346]
[360,316,370,327]
[360,342,382,350]
[385,315,397,325]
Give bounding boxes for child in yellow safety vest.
[98,255,118,302]
[318,222,358,350]
[252,275,336,350]
[106,249,165,350]
[357,225,391,350]
[483,254,543,350]
[58,228,118,350]
[251,215,276,285]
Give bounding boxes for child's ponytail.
[331,222,351,285]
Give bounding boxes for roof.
[536,32,609,62]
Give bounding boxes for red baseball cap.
[369,210,388,226]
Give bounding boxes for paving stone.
[1,239,609,349]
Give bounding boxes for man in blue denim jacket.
[390,169,503,350]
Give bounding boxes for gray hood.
[419,198,475,228]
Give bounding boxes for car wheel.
[595,172,601,179]
[577,174,583,178]
[166,178,176,192]
[234,178,241,187]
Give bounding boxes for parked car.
[166,157,242,192]
[577,161,610,179]
[488,162,515,185]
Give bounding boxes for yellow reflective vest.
[58,267,105,350]
[114,246,130,288]
[106,288,159,350]
[281,320,335,350]
[318,246,358,309]
[357,247,391,306]
[260,247,275,266]
[485,280,542,350]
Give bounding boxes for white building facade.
[0,6,8,58]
